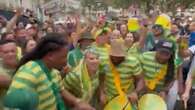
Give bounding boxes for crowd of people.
[0,7,195,110]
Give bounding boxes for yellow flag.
[128,18,140,32]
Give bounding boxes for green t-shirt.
[139,52,167,91]
[8,60,65,110]
[64,60,99,103]
[91,44,110,73]
[139,52,179,92]
[126,42,141,57]
[103,56,142,101]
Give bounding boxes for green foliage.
[81,0,97,7]
[112,0,133,8]
[81,0,195,12]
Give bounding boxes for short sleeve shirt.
[103,56,142,100]
[8,60,64,110]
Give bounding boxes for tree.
[81,0,195,13]
[81,0,96,7]
[111,0,133,8]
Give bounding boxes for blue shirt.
[189,32,195,47]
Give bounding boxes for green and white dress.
[64,60,99,106]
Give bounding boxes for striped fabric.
[104,56,142,101]
[93,44,110,62]
[8,61,64,110]
[91,44,110,73]
[139,52,169,91]
[16,46,22,61]
[0,59,15,109]
[64,60,99,102]
[126,42,141,57]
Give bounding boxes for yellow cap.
[155,14,171,30]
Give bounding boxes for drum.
[104,96,132,110]
[138,94,167,110]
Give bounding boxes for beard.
[110,55,125,66]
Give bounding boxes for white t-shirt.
[189,45,195,55]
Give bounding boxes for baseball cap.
[78,31,95,42]
[155,39,174,54]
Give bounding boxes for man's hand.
[128,91,138,104]
[159,91,167,100]
[0,74,11,88]
[61,66,70,78]
[100,91,106,107]
[182,92,190,102]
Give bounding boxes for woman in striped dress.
[64,47,100,108]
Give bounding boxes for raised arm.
[138,26,148,49]
[6,8,23,32]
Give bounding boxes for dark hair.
[20,39,36,55]
[131,32,140,42]
[154,40,175,86]
[0,39,16,46]
[1,32,15,41]
[152,24,164,35]
[17,33,69,70]
[46,26,54,32]
[164,50,175,86]
[171,23,179,27]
